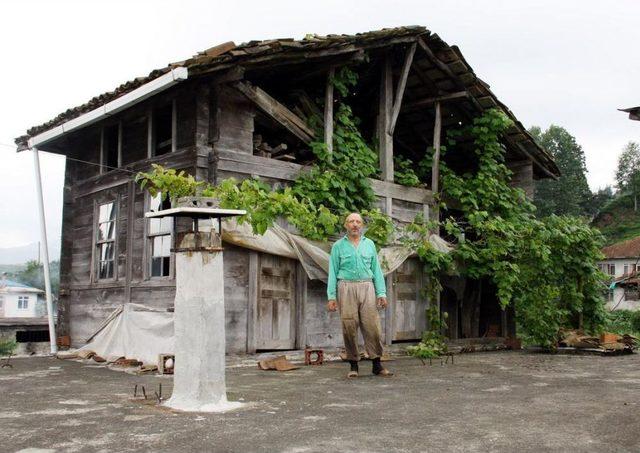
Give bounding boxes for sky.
[0,0,638,260]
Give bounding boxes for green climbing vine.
[405,109,606,351]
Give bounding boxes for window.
[153,103,174,156]
[0,295,4,308]
[608,264,616,276]
[624,287,639,301]
[102,124,120,172]
[18,296,29,310]
[96,202,117,280]
[148,194,172,277]
[597,264,604,272]
[624,264,629,275]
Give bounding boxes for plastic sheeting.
[221,219,452,282]
[78,303,174,365]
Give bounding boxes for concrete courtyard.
[1,351,639,452]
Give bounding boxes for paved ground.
[1,351,639,452]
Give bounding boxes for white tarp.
[78,303,174,365]
[222,219,452,282]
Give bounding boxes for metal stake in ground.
[145,198,245,412]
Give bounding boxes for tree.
[15,260,60,296]
[615,141,640,211]
[586,186,615,218]
[530,125,592,217]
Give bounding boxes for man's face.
[345,214,364,237]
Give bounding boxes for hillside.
[592,194,640,246]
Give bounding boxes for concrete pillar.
[164,231,242,412]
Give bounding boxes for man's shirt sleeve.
[327,243,340,300]
[370,241,386,298]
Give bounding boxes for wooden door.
[392,258,427,341]
[256,254,297,350]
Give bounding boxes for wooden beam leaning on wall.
[388,42,417,136]
[233,81,315,144]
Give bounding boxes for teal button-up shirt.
[327,235,386,300]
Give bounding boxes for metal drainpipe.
[32,147,58,354]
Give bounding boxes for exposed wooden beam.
[233,81,315,143]
[404,91,469,111]
[324,67,335,156]
[378,54,394,182]
[389,42,417,136]
[431,101,442,195]
[417,38,462,88]
[513,140,558,180]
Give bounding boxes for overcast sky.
[1,0,638,260]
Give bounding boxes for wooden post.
[377,54,395,345]
[246,251,259,353]
[324,67,335,158]
[378,54,394,182]
[431,101,442,194]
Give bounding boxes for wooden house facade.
[16,27,559,352]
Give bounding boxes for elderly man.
[327,212,393,378]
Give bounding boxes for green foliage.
[529,125,592,217]
[603,310,640,335]
[0,340,16,357]
[15,260,60,296]
[394,155,421,187]
[362,209,394,249]
[615,141,640,212]
[407,306,448,359]
[435,110,606,348]
[591,192,640,245]
[135,164,205,202]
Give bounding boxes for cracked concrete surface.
[2,352,640,452]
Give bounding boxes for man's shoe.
[373,368,394,377]
[347,370,359,378]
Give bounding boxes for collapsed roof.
[15,25,559,178]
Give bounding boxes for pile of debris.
[558,329,638,355]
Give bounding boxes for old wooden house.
[17,26,559,352]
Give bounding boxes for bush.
[0,340,16,357]
[631,310,640,333]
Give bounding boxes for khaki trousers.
[337,280,384,362]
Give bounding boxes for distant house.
[0,279,52,355]
[0,279,45,318]
[600,237,640,311]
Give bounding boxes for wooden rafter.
[233,81,315,143]
[403,91,469,111]
[388,42,417,136]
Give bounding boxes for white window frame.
[608,264,616,276]
[624,264,629,275]
[17,295,29,310]
[94,200,118,282]
[144,193,174,280]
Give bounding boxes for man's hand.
[327,300,338,312]
[377,297,387,309]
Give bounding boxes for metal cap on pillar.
[145,197,245,412]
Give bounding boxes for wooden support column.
[295,263,308,349]
[378,54,394,182]
[324,67,335,158]
[431,101,442,317]
[377,54,395,344]
[246,251,259,353]
[195,84,211,182]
